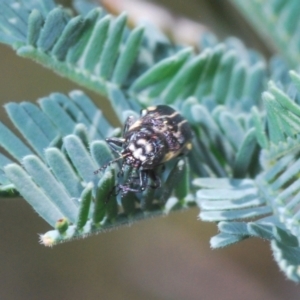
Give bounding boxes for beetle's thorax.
[123,127,166,168]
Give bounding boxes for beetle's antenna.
[93,152,130,175]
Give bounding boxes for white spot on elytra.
[133,148,146,161]
[137,138,152,154]
[145,144,152,153]
[137,139,147,145]
[133,148,142,158]
[128,143,136,151]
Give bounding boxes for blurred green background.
[0,0,300,299]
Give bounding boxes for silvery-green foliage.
[229,0,300,66]
[1,0,300,282]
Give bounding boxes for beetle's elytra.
[94,105,193,197]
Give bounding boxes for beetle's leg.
[105,184,122,203]
[105,137,125,156]
[119,186,141,194]
[123,115,135,136]
[117,163,124,178]
[139,169,149,191]
[117,170,147,195]
[127,173,139,183]
[125,170,161,192]
[94,138,126,175]
[147,169,161,189]
[118,180,141,195]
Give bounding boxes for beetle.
[94,105,193,197]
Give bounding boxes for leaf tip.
[39,232,58,247]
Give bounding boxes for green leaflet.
[22,155,79,223]
[45,148,83,199]
[0,122,32,160]
[211,216,299,251]
[233,128,258,178]
[37,7,70,52]
[81,14,111,72]
[51,15,85,61]
[130,47,192,91]
[195,177,271,221]
[76,182,93,229]
[251,106,268,149]
[63,135,98,184]
[66,8,103,64]
[160,159,189,205]
[92,166,116,224]
[4,163,64,226]
[107,87,141,123]
[5,102,57,159]
[90,140,114,167]
[130,41,266,108]
[39,95,77,135]
[271,240,300,282]
[98,12,127,79]
[27,9,44,46]
[111,26,145,85]
[210,232,246,248]
[69,90,114,138]
[229,0,300,66]
[199,205,272,222]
